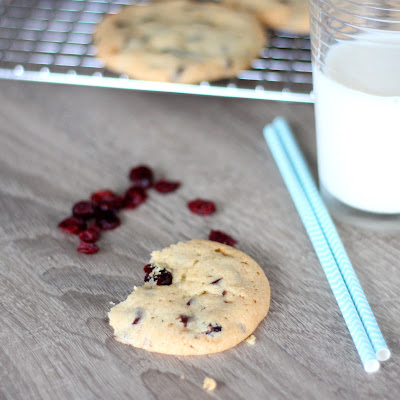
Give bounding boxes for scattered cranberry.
[79,227,101,243]
[72,201,96,220]
[88,222,101,233]
[222,290,227,296]
[205,323,222,335]
[211,278,222,285]
[123,186,147,209]
[186,299,192,306]
[58,216,86,234]
[153,179,181,193]
[77,241,99,254]
[92,190,117,203]
[60,166,236,257]
[209,230,237,246]
[188,199,216,215]
[129,165,154,188]
[96,210,121,230]
[91,190,124,211]
[179,315,190,327]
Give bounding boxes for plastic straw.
[272,117,390,362]
[263,124,380,373]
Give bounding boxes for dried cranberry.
[58,216,86,235]
[143,264,154,274]
[156,269,173,286]
[186,299,192,306]
[72,201,96,220]
[205,323,222,335]
[132,310,143,325]
[129,165,153,188]
[96,210,121,230]
[79,227,101,243]
[100,198,123,211]
[91,190,117,203]
[123,186,147,209]
[222,290,227,296]
[179,315,190,327]
[153,179,181,193]
[144,268,172,286]
[88,222,101,234]
[187,199,216,215]
[94,191,124,211]
[211,278,222,285]
[209,230,237,246]
[77,241,99,254]
[143,264,154,281]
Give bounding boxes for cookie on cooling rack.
[221,0,310,34]
[93,0,266,84]
[108,239,271,355]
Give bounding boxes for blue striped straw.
[272,117,390,362]
[263,124,379,373]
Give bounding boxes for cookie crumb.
[180,374,185,380]
[203,377,217,391]
[245,335,256,345]
[109,301,115,306]
[133,286,138,291]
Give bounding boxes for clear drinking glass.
[309,0,400,230]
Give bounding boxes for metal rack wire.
[0,0,314,102]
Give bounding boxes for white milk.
[313,33,400,214]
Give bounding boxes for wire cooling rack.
[0,0,313,102]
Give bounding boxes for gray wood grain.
[0,79,399,400]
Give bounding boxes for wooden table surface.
[1,79,399,400]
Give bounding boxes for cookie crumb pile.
[109,239,270,355]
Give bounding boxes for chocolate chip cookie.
[221,0,310,34]
[93,1,267,83]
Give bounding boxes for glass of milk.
[309,0,400,230]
